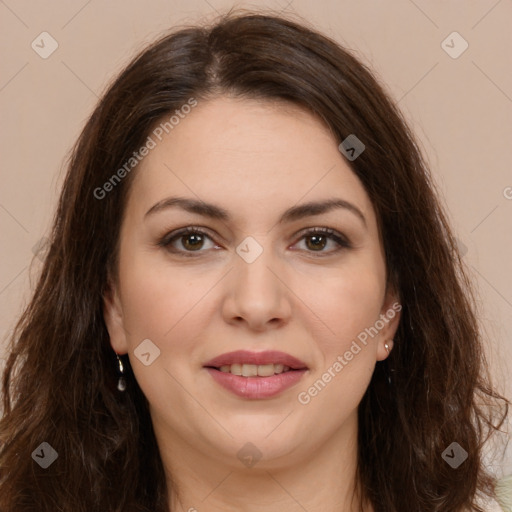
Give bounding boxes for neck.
[152,411,371,512]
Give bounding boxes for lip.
[205,367,308,399]
[203,350,308,370]
[203,350,309,400]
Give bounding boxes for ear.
[103,276,129,355]
[376,283,402,361]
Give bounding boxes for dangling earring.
[116,353,126,392]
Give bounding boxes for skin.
[103,96,401,512]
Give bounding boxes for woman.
[0,11,508,512]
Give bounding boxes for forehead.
[125,96,375,227]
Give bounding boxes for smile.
[203,350,309,399]
[217,363,293,376]
[205,368,308,399]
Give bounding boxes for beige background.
[1,0,511,476]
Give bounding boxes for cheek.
[115,244,234,396]
[294,269,382,417]
[291,257,384,413]
[116,250,213,414]
[118,247,212,342]
[296,258,385,353]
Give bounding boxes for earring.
[116,353,126,392]
[384,340,394,386]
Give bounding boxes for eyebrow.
[144,196,366,227]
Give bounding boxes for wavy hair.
[0,10,508,512]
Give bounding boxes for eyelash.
[157,226,352,257]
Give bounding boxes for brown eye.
[294,228,351,255]
[305,234,328,251]
[158,227,217,256]
[181,233,205,251]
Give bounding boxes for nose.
[221,244,292,332]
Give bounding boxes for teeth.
[275,364,286,374]
[242,364,257,377]
[218,363,291,376]
[230,363,242,375]
[256,364,275,377]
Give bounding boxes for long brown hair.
[0,10,508,512]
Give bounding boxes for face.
[104,96,400,470]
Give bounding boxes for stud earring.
[384,342,390,355]
[116,353,126,392]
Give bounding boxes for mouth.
[203,350,309,399]
[202,349,308,373]
[204,363,303,377]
